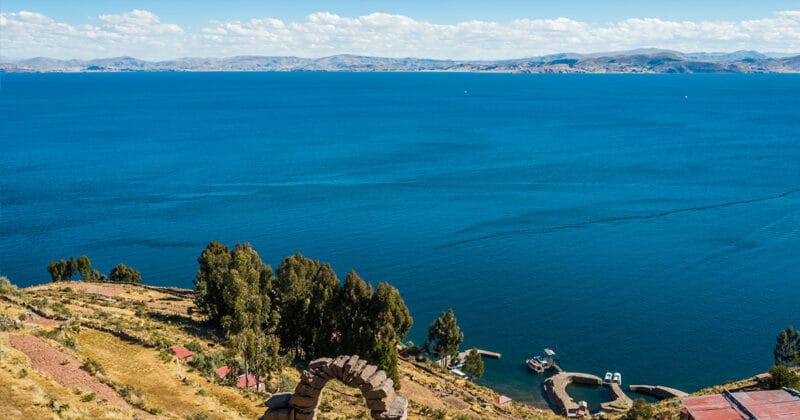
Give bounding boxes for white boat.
[450,368,469,379]
[613,372,622,385]
[604,372,613,383]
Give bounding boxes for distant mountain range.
[3,49,800,73]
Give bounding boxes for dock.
[459,349,501,359]
[437,348,501,366]
[544,372,603,417]
[544,372,634,417]
[600,382,633,412]
[629,384,688,400]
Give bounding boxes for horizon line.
[5,48,800,63]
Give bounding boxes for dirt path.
[8,335,130,409]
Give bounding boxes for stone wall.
[261,355,407,420]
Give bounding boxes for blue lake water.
[2,72,799,406]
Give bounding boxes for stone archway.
[261,355,408,420]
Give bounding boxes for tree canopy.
[109,263,141,283]
[77,255,92,280]
[464,348,484,378]
[425,308,464,367]
[774,325,800,367]
[47,258,78,282]
[765,364,800,390]
[191,242,413,388]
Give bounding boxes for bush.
[623,398,655,420]
[0,276,20,296]
[81,358,104,376]
[80,392,96,402]
[109,263,142,283]
[764,364,800,389]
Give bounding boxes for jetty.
[437,348,501,366]
[600,382,633,412]
[467,349,501,359]
[544,372,603,417]
[544,372,634,417]
[629,384,688,400]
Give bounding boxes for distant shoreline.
[4,49,800,74]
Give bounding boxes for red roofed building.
[681,388,800,420]
[169,345,194,362]
[216,366,232,378]
[497,395,512,405]
[236,373,265,391]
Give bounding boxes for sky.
[2,1,800,60]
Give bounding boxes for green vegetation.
[424,308,463,367]
[0,275,20,296]
[774,325,800,367]
[47,257,78,281]
[192,241,413,389]
[623,398,654,420]
[463,348,484,378]
[764,364,800,390]
[109,263,142,283]
[77,255,92,280]
[47,254,111,282]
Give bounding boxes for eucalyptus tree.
[425,308,464,367]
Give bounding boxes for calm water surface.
[2,72,799,406]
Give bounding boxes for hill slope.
[0,280,559,419]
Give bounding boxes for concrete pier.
[601,382,633,412]
[544,372,603,417]
[437,348,501,366]
[629,384,688,400]
[544,372,636,417]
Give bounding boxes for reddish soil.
[8,335,130,409]
[30,317,64,327]
[74,283,126,297]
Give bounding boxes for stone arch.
[261,355,408,420]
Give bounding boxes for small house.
[216,366,232,378]
[497,395,512,406]
[169,345,194,362]
[236,373,266,391]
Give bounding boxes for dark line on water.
[439,188,800,248]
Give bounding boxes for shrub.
[623,398,655,420]
[81,358,104,376]
[80,392,96,402]
[0,276,20,296]
[764,364,800,389]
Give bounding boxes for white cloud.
[1,9,800,60]
[0,10,186,59]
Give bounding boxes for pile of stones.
[262,355,407,420]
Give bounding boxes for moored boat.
[526,355,553,374]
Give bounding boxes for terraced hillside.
[0,278,559,419]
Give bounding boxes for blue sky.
[5,0,800,24]
[2,1,800,59]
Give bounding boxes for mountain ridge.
[3,49,800,73]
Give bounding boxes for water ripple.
[439,187,800,248]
